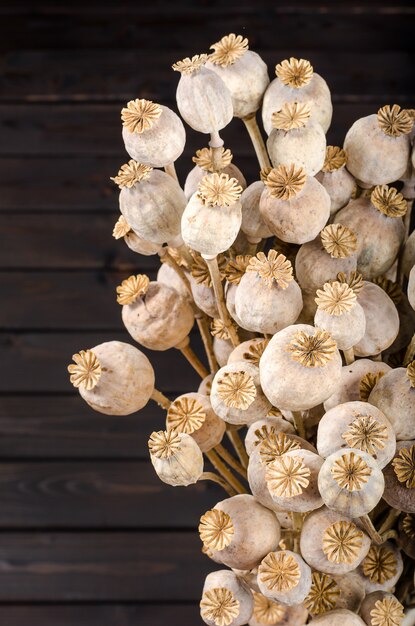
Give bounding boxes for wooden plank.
[0,532,211,601]
[0,332,203,393]
[0,461,223,527]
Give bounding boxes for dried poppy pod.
[227,337,269,368]
[399,513,415,558]
[184,147,247,199]
[248,591,308,626]
[148,429,204,487]
[311,608,366,626]
[68,341,155,416]
[353,281,399,358]
[199,374,214,397]
[300,507,371,575]
[259,324,342,412]
[189,254,226,318]
[223,255,253,326]
[368,363,415,440]
[156,262,191,302]
[166,392,225,453]
[344,105,412,186]
[267,102,326,175]
[318,448,384,518]
[118,275,194,351]
[382,441,415,514]
[257,550,312,606]
[198,494,281,570]
[113,161,186,245]
[112,215,162,256]
[316,146,356,214]
[234,251,303,334]
[358,542,403,594]
[316,401,396,469]
[121,98,185,170]
[240,181,274,242]
[402,230,415,278]
[314,281,366,351]
[173,54,233,135]
[259,164,330,244]
[210,361,272,426]
[265,448,324,512]
[200,569,254,626]
[262,57,332,135]
[305,571,365,616]
[409,265,415,311]
[360,591,405,626]
[213,336,234,368]
[205,34,269,120]
[335,186,407,279]
[295,226,358,295]
[182,173,243,256]
[245,416,295,456]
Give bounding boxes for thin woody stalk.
[164,161,179,182]
[199,471,236,497]
[205,449,248,494]
[226,428,249,469]
[209,130,225,172]
[242,114,271,170]
[151,388,171,410]
[215,443,248,479]
[291,410,306,439]
[359,514,383,545]
[176,338,209,379]
[343,348,355,365]
[203,255,240,347]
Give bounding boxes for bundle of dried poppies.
[68,34,415,626]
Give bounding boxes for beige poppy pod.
[113,161,186,245]
[206,34,269,120]
[318,448,385,518]
[353,281,399,357]
[295,226,358,294]
[227,338,269,368]
[210,361,272,426]
[343,105,412,186]
[156,262,191,302]
[257,550,312,606]
[198,373,214,397]
[409,265,415,310]
[399,513,415,559]
[259,164,330,244]
[311,608,366,626]
[335,186,407,279]
[260,324,342,412]
[368,363,415,440]
[262,57,332,135]
[300,507,371,575]
[267,102,326,175]
[148,429,203,487]
[265,448,324,512]
[304,571,365,616]
[182,173,243,256]
[323,358,391,412]
[360,591,405,626]
[316,401,396,469]
[67,341,155,416]
[166,392,225,453]
[245,416,295,456]
[358,541,403,594]
[382,441,415,514]
[213,336,234,368]
[173,54,233,134]
[199,494,281,570]
[121,99,185,167]
[222,255,253,326]
[184,147,247,200]
[314,281,366,350]
[200,569,254,626]
[118,275,194,351]
[189,277,220,318]
[402,230,415,278]
[112,215,162,256]
[235,251,303,334]
[316,146,356,214]
[248,591,308,626]
[240,181,274,240]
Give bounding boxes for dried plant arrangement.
[67,35,415,626]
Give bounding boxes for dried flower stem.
[359,514,383,545]
[226,428,249,468]
[206,449,248,494]
[199,471,237,497]
[215,443,248,479]
[343,348,355,365]
[177,337,210,379]
[164,161,179,182]
[291,410,306,439]
[381,529,399,542]
[209,131,225,172]
[292,512,303,553]
[151,388,172,410]
[378,508,401,536]
[243,114,271,171]
[203,255,240,347]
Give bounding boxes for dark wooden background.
[0,1,413,624]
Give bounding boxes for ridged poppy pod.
[318,448,385,518]
[295,225,358,294]
[113,161,186,245]
[173,54,233,134]
[368,362,415,441]
[314,281,366,351]
[257,550,312,606]
[67,341,155,416]
[409,265,415,310]
[316,146,356,214]
[300,508,371,575]
[156,262,191,302]
[259,164,330,244]
[198,494,281,570]
[324,359,391,412]
[112,215,162,256]
[200,569,254,626]
[344,105,412,186]
[205,34,269,120]
[198,374,214,396]
[121,99,185,167]
[360,592,405,626]
[235,250,303,334]
[382,441,415,514]
[335,185,407,279]
[262,57,332,135]
[227,337,269,368]
[358,541,403,594]
[117,275,194,351]
[245,415,295,456]
[182,173,243,256]
[399,513,415,558]
[148,429,204,487]
[402,230,415,278]
[353,281,399,357]
[248,591,308,626]
[213,336,234,367]
[210,361,272,426]
[184,147,247,199]
[259,324,342,412]
[267,102,326,175]
[240,180,273,241]
[166,392,225,453]
[305,571,365,616]
[316,401,396,469]
[222,255,253,326]
[311,609,366,626]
